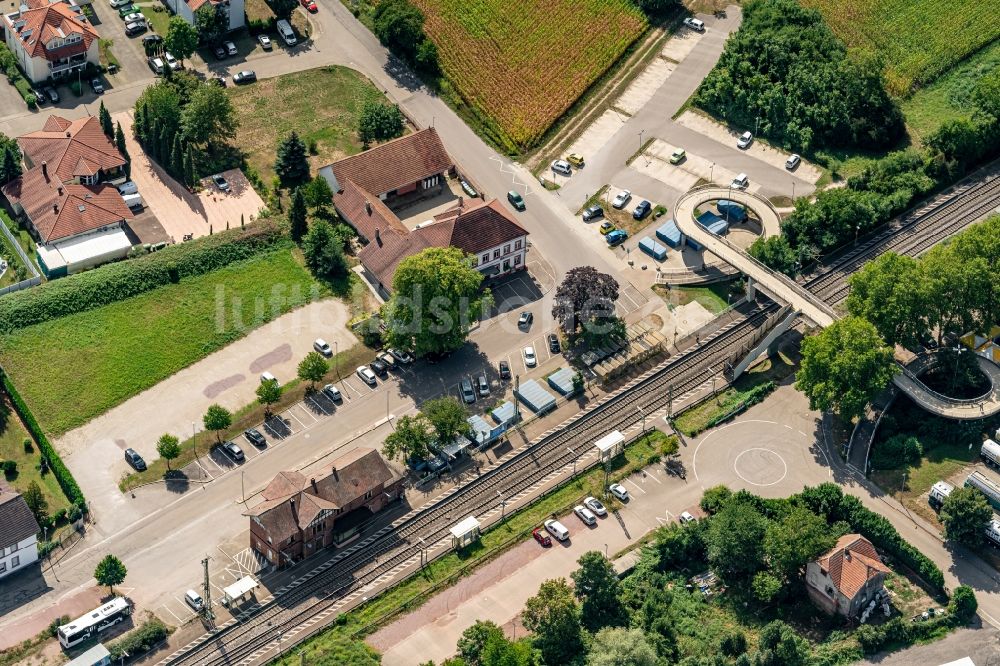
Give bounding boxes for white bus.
[57,597,132,649]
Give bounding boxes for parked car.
[608,483,629,501]
[632,200,652,220]
[124,448,146,471]
[163,52,180,70]
[566,153,585,168]
[221,440,245,462]
[233,70,257,84]
[737,131,753,149]
[679,511,697,524]
[121,12,143,24]
[584,496,607,517]
[388,348,413,364]
[477,374,489,397]
[90,78,104,94]
[124,20,147,36]
[551,159,572,176]
[31,87,45,105]
[224,40,238,56]
[212,173,230,191]
[599,221,615,235]
[460,378,476,404]
[142,34,163,47]
[300,0,317,11]
[117,181,138,196]
[110,0,131,7]
[257,34,272,49]
[606,229,628,246]
[322,384,342,401]
[313,338,332,356]
[260,371,276,384]
[785,153,801,170]
[522,346,537,367]
[498,360,511,380]
[507,190,526,211]
[212,76,227,87]
[582,205,604,221]
[612,189,631,209]
[213,45,226,59]
[544,518,570,541]
[244,428,266,447]
[44,86,59,103]
[548,333,560,353]
[356,365,377,386]
[683,17,705,31]
[532,527,552,547]
[518,311,533,329]
[369,359,388,377]
[117,4,137,18]
[148,56,165,75]
[184,589,204,611]
[377,352,397,370]
[574,505,597,526]
[670,148,686,164]
[730,173,749,190]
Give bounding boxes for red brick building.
[247,448,403,568]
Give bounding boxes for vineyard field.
[799,0,1000,96]
[413,0,647,152]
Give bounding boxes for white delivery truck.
[928,480,953,510]
[122,193,144,209]
[276,19,297,46]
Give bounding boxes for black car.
[142,34,163,46]
[221,441,245,462]
[370,359,388,377]
[124,448,146,471]
[90,78,104,94]
[632,200,652,220]
[499,360,511,380]
[233,70,257,84]
[518,311,533,329]
[582,205,604,221]
[244,428,266,447]
[548,334,561,353]
[213,45,226,59]
[124,20,147,36]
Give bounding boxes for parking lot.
[88,0,157,88]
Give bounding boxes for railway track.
[166,164,1000,666]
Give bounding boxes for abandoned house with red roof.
[2,0,100,84]
[805,534,890,617]
[247,447,404,568]
[319,128,529,297]
[2,114,134,277]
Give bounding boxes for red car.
[532,528,552,547]
[300,0,317,11]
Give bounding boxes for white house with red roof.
[160,0,244,33]
[2,0,100,84]
[2,115,134,277]
[805,534,890,617]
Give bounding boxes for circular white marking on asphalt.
[733,447,787,487]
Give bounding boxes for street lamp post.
[497,491,507,522]
[636,405,646,433]
[334,340,339,378]
[791,181,795,199]
[710,162,715,183]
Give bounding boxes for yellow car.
[599,221,616,235]
[566,153,585,168]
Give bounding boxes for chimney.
[289,497,298,522]
[365,200,372,215]
[844,550,852,562]
[310,477,318,492]
[375,229,382,247]
[331,465,338,480]
[57,186,63,196]
[65,131,71,138]
[457,196,463,209]
[52,202,58,214]
[41,161,47,180]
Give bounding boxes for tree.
[98,101,113,138]
[268,0,297,20]
[480,634,532,666]
[94,554,127,594]
[950,585,978,623]
[114,122,130,175]
[700,485,732,515]
[756,620,810,666]
[194,4,229,43]
[302,218,348,278]
[522,579,583,665]
[22,480,47,524]
[158,123,171,168]
[748,236,797,275]
[704,501,769,582]
[847,253,929,348]
[795,316,896,421]
[274,131,310,189]
[586,628,658,666]
[303,175,334,210]
[552,266,620,342]
[180,84,238,146]
[256,378,282,418]
[923,243,993,343]
[384,247,492,357]
[457,621,504,665]
[372,0,425,62]
[421,396,468,445]
[170,134,185,179]
[203,404,232,443]
[297,351,329,389]
[164,16,198,64]
[764,506,836,583]
[289,187,308,243]
[571,551,626,631]
[0,133,22,185]
[156,434,181,471]
[941,486,992,547]
[183,144,197,188]
[358,101,405,147]
[382,414,433,462]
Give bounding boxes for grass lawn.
[270,430,677,663]
[0,398,71,515]
[228,66,389,184]
[136,3,172,36]
[798,0,1000,96]
[0,249,326,436]
[872,441,977,527]
[655,282,741,315]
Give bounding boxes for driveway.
[87,0,156,88]
[115,112,265,241]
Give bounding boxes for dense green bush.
[0,221,288,333]
[0,43,36,109]
[1,459,15,476]
[950,585,978,623]
[1,370,84,506]
[108,618,169,661]
[870,434,922,471]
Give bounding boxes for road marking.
[283,407,306,429]
[307,394,330,416]
[624,478,647,494]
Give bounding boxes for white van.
[544,518,569,541]
[122,193,144,209]
[260,371,276,384]
[276,19,297,46]
[730,173,749,190]
[117,181,138,196]
[185,589,204,611]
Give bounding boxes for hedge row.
[0,221,288,333]
[0,368,84,506]
[0,42,36,109]
[107,618,169,661]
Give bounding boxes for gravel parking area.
[635,139,762,193]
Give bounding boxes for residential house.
[0,486,41,580]
[320,128,528,297]
[805,534,889,617]
[2,115,134,277]
[2,0,100,84]
[247,447,404,568]
[159,0,244,34]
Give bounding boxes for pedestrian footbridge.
[673,186,1000,420]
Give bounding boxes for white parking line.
[283,408,306,429]
[202,454,225,474]
[306,394,330,416]
[624,478,648,494]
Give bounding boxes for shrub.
[0,221,288,333]
[47,615,69,637]
[700,485,732,514]
[107,618,169,661]
[1,459,16,476]
[719,630,747,657]
[67,503,83,523]
[37,540,57,558]
[23,437,32,453]
[950,585,978,623]
[870,434,922,470]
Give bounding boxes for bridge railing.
[895,350,994,406]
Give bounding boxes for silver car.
[460,378,476,404]
[356,365,377,386]
[737,131,753,149]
